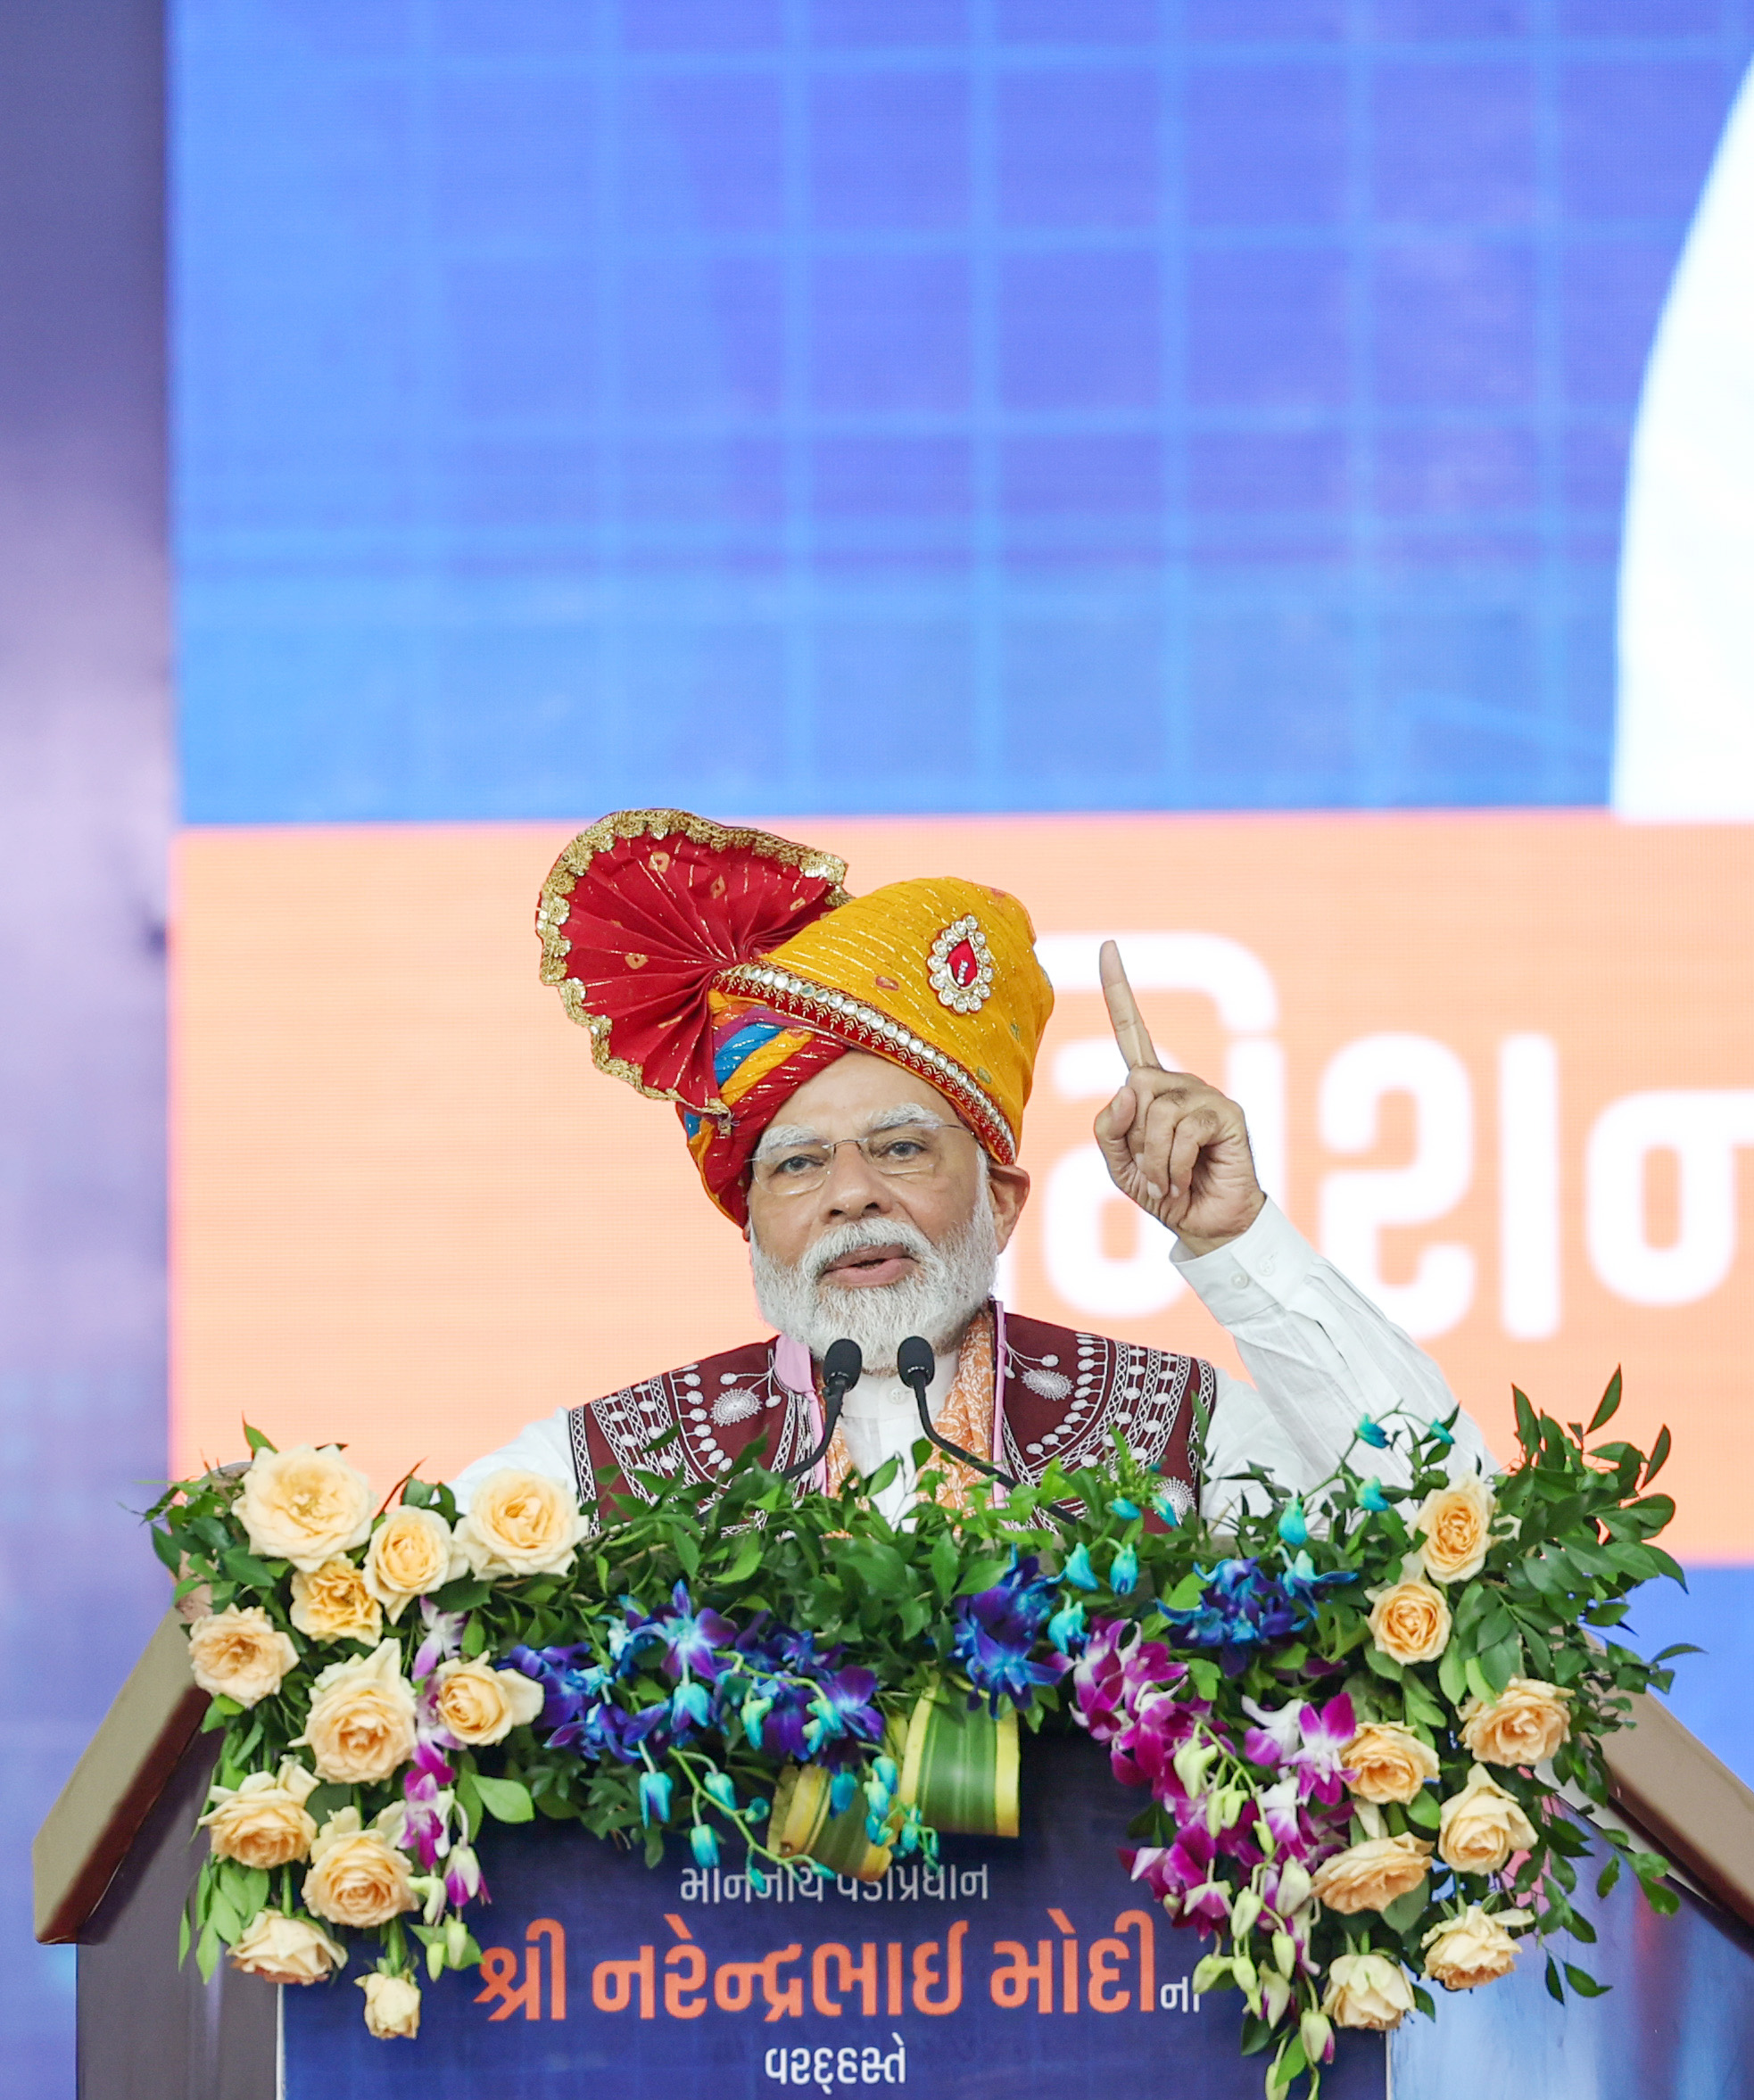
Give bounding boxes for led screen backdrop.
[170,0,1754,1851]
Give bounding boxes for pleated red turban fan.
[537,810,1055,1225]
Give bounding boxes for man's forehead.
[757,1102,953,1151]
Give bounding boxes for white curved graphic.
[1615,62,1754,819]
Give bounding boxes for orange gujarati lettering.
[911,1921,967,2016]
[476,1945,540,2022]
[527,1919,567,2021]
[714,1945,805,2021]
[989,1939,1053,2013]
[812,1942,879,2018]
[1113,1909,1156,2014]
[592,1946,656,2020]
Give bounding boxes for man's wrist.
[1172,1189,1268,1259]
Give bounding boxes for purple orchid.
[1244,1692,1356,1805]
[651,1582,739,1682]
[400,1738,457,1871]
[443,1842,486,1908]
[413,1602,467,1682]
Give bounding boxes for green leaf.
[1363,1645,1404,1682]
[1586,1370,1623,1434]
[674,1530,700,1581]
[177,1906,191,1969]
[219,1546,284,1590]
[1437,1643,1469,1706]
[1187,1658,1221,1702]
[1405,1789,1441,1830]
[1479,1633,1523,1695]
[242,1423,277,1455]
[1513,1388,1540,1453]
[720,1534,764,1587]
[1643,1426,1671,1484]
[929,1534,958,1602]
[1166,1570,1206,1610]
[196,1920,222,1985]
[433,1575,492,1612]
[455,1769,483,1841]
[1380,1885,1427,1934]
[956,1557,1011,1598]
[1564,1964,1610,1998]
[474,1774,534,1824]
[1401,1675,1445,1728]
[1463,1656,1497,1706]
[1411,1984,1436,2020]
[461,1616,488,1658]
[151,1525,184,1573]
[1544,1955,1564,2005]
[1596,1852,1622,1899]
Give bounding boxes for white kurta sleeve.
[450,1410,578,1514]
[1171,1198,1497,1522]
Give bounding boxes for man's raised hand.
[1091,939,1267,1254]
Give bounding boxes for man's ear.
[987,1162,1030,1252]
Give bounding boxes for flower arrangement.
[153,1373,1687,2087]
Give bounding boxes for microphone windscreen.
[823,1338,863,1392]
[897,1335,936,1387]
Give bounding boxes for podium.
[37,1615,1754,2099]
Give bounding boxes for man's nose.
[818,1141,894,1219]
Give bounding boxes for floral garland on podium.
[153,1377,1686,2093]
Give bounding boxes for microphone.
[776,1339,863,1481]
[898,1335,1017,1489]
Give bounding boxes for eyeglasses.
[749,1121,977,1197]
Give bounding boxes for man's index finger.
[1098,938,1163,1072]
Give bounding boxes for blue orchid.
[1357,1417,1390,1450]
[639,1769,674,1825]
[690,1824,720,1868]
[1359,1478,1391,1513]
[951,1553,1073,1714]
[1062,1543,1100,1592]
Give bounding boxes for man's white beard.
[749,1198,1001,1373]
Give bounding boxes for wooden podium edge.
[1604,1691,1754,1931]
[34,1610,210,1945]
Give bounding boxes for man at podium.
[453,810,1492,1526]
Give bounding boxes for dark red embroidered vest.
[566,1307,1213,1529]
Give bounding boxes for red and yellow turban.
[536,810,1055,1224]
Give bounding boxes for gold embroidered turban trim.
[536,809,1055,1222]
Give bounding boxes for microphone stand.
[896,1335,1019,1490]
[776,1338,864,1482]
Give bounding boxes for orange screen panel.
[173,814,1754,1557]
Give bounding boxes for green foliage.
[150,1381,1686,2073]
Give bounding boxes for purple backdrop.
[0,1,169,2089]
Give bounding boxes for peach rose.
[1421,1903,1534,1990]
[302,1809,418,1929]
[290,1558,383,1644]
[1413,1472,1497,1583]
[1343,1722,1441,1806]
[239,1443,375,1573]
[1437,1765,1538,1874]
[186,1606,298,1707]
[456,1468,588,1579]
[360,1971,423,2040]
[228,1909,347,1986]
[200,1760,320,1869]
[433,1659,546,1747]
[1367,1575,1452,1666]
[1460,1677,1572,1769]
[1309,1832,1433,1915]
[363,1506,465,1621]
[295,1640,418,1784]
[1321,1951,1415,2031]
